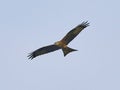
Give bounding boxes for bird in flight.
[28,21,89,59]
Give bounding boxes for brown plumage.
[28,21,89,59]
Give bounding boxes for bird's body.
[28,21,89,59]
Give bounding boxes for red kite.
[28,21,89,59]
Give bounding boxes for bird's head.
[54,41,67,48]
[54,41,61,45]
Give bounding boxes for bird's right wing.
[28,44,61,59]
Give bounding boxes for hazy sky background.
[0,0,120,90]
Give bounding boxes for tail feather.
[62,47,77,56]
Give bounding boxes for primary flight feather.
[28,21,89,59]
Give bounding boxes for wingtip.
[27,53,35,60]
[81,21,90,27]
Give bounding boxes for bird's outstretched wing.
[61,21,89,45]
[28,45,61,59]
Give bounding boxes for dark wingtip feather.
[27,52,35,60]
[80,21,90,28]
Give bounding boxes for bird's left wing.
[61,21,89,45]
[28,44,61,59]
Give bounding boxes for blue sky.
[0,0,120,90]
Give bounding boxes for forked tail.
[62,47,77,56]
